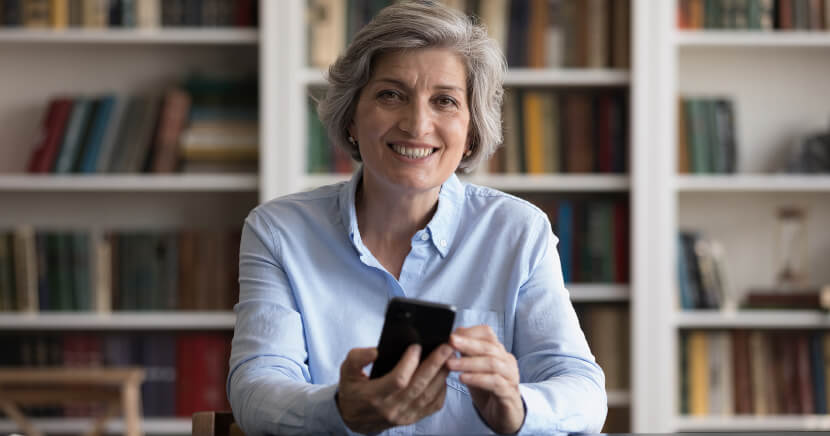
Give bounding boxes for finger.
[341,347,378,376]
[450,334,504,357]
[377,344,421,395]
[453,325,499,342]
[399,369,448,424]
[392,345,452,406]
[446,355,512,379]
[459,372,516,398]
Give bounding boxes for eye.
[377,90,403,102]
[435,95,458,109]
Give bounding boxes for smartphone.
[369,297,456,379]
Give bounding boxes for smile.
[389,143,437,159]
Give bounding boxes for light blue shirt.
[228,170,607,435]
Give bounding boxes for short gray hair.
[316,0,506,172]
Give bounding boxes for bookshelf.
[0,1,260,432]
[635,0,830,432]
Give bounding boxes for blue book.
[53,98,92,173]
[676,233,693,310]
[810,332,827,414]
[78,95,116,173]
[557,201,573,283]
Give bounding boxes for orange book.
[527,0,548,68]
[523,91,545,174]
[678,98,690,173]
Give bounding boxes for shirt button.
[420,233,429,241]
[440,239,447,247]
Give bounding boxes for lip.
[387,141,439,162]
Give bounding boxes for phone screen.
[369,297,456,379]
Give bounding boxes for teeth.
[391,144,434,158]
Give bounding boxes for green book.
[704,100,723,173]
[586,201,614,283]
[71,232,91,311]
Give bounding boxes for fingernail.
[411,344,422,354]
[441,345,453,357]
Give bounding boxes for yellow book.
[540,92,560,173]
[50,0,68,28]
[523,91,545,174]
[688,330,709,416]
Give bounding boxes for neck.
[355,172,441,246]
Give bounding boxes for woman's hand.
[447,325,525,434]
[336,344,454,434]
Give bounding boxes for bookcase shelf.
[674,415,830,431]
[569,284,630,302]
[0,174,259,192]
[0,417,191,435]
[675,31,830,47]
[674,174,830,192]
[300,68,631,87]
[675,310,830,329]
[0,312,236,330]
[0,28,259,44]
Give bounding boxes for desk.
[0,367,144,436]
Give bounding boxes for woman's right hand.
[336,344,454,434]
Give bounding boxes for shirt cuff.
[304,384,362,435]
[516,384,558,435]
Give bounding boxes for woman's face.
[350,47,470,195]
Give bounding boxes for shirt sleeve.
[227,210,358,436]
[513,214,609,435]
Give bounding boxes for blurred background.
[0,0,829,434]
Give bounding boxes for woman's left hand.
[447,325,525,434]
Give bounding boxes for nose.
[398,98,433,138]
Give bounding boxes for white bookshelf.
[634,0,830,432]
[675,30,830,47]
[0,417,192,435]
[675,310,830,329]
[0,312,236,330]
[0,28,259,44]
[569,284,631,303]
[674,415,830,432]
[675,174,830,192]
[0,174,259,192]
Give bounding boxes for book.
[27,98,73,173]
[53,98,92,173]
[308,0,346,69]
[522,91,545,173]
[742,286,830,310]
[731,330,753,414]
[152,88,192,173]
[77,95,116,173]
[688,330,709,415]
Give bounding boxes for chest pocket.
[446,308,505,394]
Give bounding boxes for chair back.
[192,411,244,436]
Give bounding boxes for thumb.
[341,347,378,376]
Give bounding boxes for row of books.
[680,329,830,416]
[575,303,629,391]
[308,0,630,70]
[678,98,738,174]
[491,89,628,175]
[678,0,830,30]
[0,0,257,28]
[0,228,241,312]
[25,74,259,174]
[677,231,727,310]
[0,332,231,417]
[521,195,629,284]
[307,99,357,174]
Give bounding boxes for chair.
[0,367,144,436]
[192,411,245,436]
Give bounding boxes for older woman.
[228,1,607,435]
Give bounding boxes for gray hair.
[316,0,506,172]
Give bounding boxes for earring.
[348,136,357,145]
[464,149,472,157]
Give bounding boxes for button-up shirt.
[228,170,607,435]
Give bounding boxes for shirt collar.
[338,168,464,258]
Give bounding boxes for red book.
[795,333,815,414]
[151,88,191,173]
[27,98,73,173]
[597,94,613,173]
[613,200,629,283]
[779,0,794,29]
[176,333,231,417]
[234,0,254,27]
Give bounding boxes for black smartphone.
[369,297,456,379]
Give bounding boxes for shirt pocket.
[446,308,505,395]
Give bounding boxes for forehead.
[369,48,467,89]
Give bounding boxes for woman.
[228,1,607,434]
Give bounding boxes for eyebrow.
[372,78,464,93]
